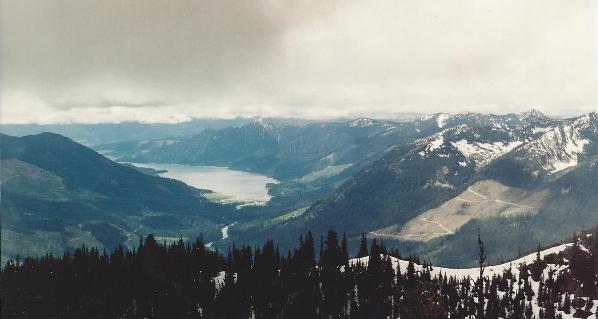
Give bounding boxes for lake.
[127,162,278,204]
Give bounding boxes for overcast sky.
[1,0,597,124]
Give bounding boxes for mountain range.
[0,117,326,146]
[2,109,597,266]
[268,111,598,266]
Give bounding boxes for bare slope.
[371,179,550,241]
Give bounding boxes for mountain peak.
[248,118,275,129]
[570,112,598,133]
[347,117,379,128]
[431,113,451,128]
[519,108,547,120]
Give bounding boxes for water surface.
[128,162,278,203]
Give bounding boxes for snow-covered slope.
[450,138,523,168]
[515,113,597,174]
[349,243,572,280]
[421,109,556,134]
[416,110,582,168]
[415,112,597,179]
[349,243,597,319]
[415,124,524,169]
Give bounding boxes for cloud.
[1,0,596,123]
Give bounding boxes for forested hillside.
[2,227,597,318]
[0,133,235,262]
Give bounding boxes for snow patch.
[451,139,523,167]
[348,117,377,128]
[435,114,451,128]
[531,126,552,134]
[428,135,444,151]
[433,180,454,189]
[524,119,592,174]
[221,222,237,240]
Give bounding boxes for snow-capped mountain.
[414,111,597,175]
[415,124,523,169]
[514,113,598,174]
[422,110,531,131]
[268,110,598,266]
[419,109,558,139]
[347,117,380,128]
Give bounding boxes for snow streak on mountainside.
[413,110,565,170]
[404,111,596,176]
[415,124,524,169]
[435,113,451,128]
[518,113,597,174]
[450,139,523,167]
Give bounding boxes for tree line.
[1,227,597,319]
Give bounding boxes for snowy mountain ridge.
[414,112,597,173]
[347,117,379,128]
[515,113,597,174]
[414,124,524,168]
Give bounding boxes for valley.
[2,110,597,268]
[4,2,596,316]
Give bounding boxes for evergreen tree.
[2,228,597,319]
[477,230,487,319]
[340,233,349,264]
[356,233,369,258]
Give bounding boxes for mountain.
[98,118,439,179]
[97,117,445,213]
[484,113,598,187]
[6,111,596,267]
[228,111,598,266]
[0,117,322,146]
[106,113,549,185]
[0,133,234,262]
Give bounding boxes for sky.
[1,0,597,124]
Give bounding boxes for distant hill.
[0,133,234,262]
